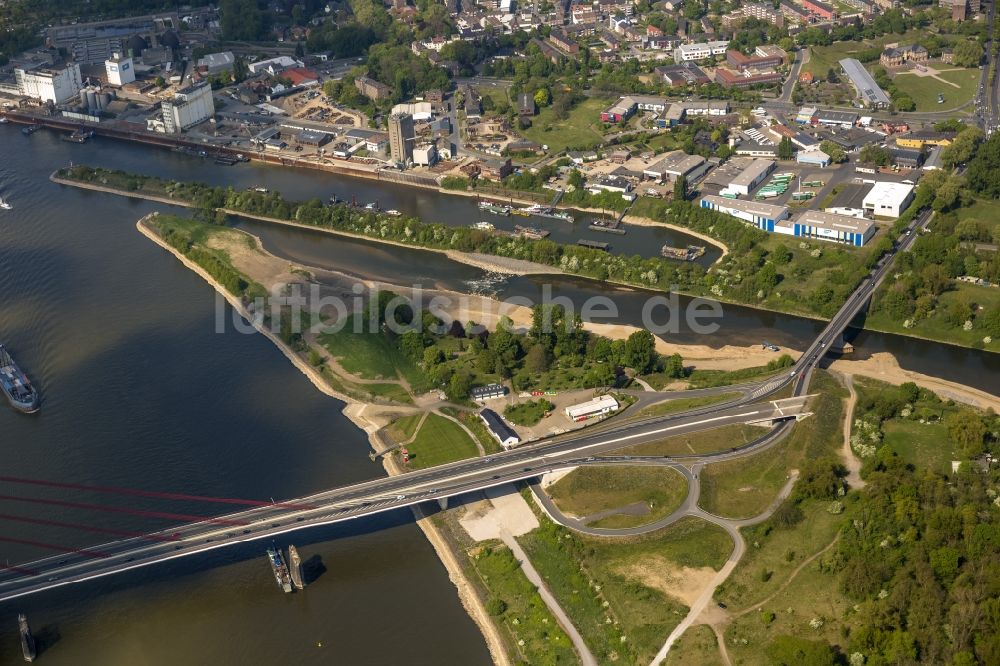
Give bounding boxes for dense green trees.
[952,39,984,68]
[220,0,267,41]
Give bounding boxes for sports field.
[892,67,979,111]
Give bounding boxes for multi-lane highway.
[0,208,931,603]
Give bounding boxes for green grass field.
[466,541,577,664]
[405,413,480,469]
[881,419,954,474]
[520,96,614,153]
[317,315,429,392]
[619,424,768,458]
[711,501,854,665]
[699,372,846,519]
[892,67,979,112]
[632,393,739,419]
[518,513,732,664]
[663,624,723,665]
[547,466,688,529]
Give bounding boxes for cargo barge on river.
[266,547,293,593]
[19,614,35,662]
[0,345,39,413]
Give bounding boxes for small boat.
[266,547,293,593]
[328,194,341,205]
[478,201,511,216]
[511,208,531,216]
[513,225,549,240]
[364,201,377,210]
[19,614,35,663]
[21,125,38,135]
[0,197,11,210]
[0,117,8,124]
[385,209,402,217]
[248,186,269,193]
[762,341,780,352]
[470,221,495,231]
[0,344,38,414]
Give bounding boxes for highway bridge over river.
[0,210,931,603]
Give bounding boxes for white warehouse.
[862,182,914,219]
[673,41,729,63]
[15,62,83,104]
[565,395,620,421]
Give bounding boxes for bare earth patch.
[615,555,717,607]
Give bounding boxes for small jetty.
[62,128,94,143]
[214,155,238,166]
[288,545,305,590]
[588,218,626,235]
[266,546,293,593]
[513,225,549,240]
[0,344,39,414]
[19,614,36,663]
[578,239,610,251]
[661,245,706,261]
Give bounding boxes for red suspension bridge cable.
[0,476,316,511]
[0,513,180,542]
[0,536,109,559]
[0,562,40,576]
[0,494,248,527]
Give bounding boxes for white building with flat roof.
[728,158,775,195]
[862,181,914,218]
[413,142,438,166]
[15,62,83,104]
[565,395,619,421]
[673,40,730,62]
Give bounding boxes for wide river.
[0,127,996,663]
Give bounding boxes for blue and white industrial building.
[783,210,876,247]
[701,196,876,246]
[700,195,789,231]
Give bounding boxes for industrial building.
[728,158,775,195]
[196,51,235,77]
[104,53,135,87]
[825,183,872,218]
[159,81,214,133]
[814,109,859,128]
[479,409,520,449]
[388,112,416,165]
[565,395,619,421]
[839,58,891,109]
[470,383,507,401]
[14,62,83,104]
[862,182,914,218]
[413,142,438,167]
[700,195,790,231]
[642,151,708,182]
[796,149,831,167]
[784,211,876,246]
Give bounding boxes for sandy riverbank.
[138,213,510,664]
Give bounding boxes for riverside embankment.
[137,212,512,665]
